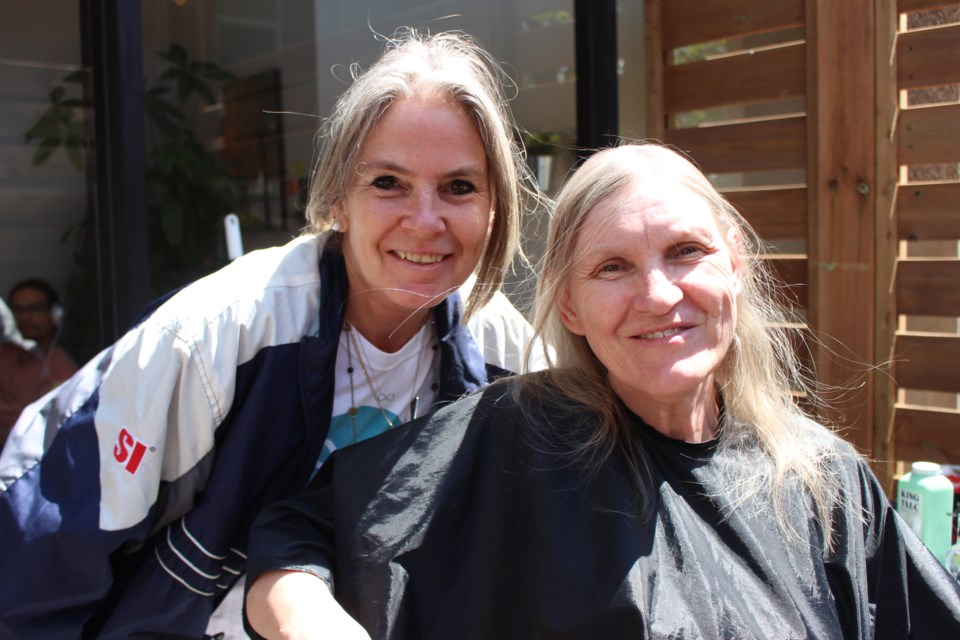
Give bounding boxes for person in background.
[0,278,77,445]
[245,143,960,639]
[0,29,544,640]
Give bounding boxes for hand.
[246,570,371,640]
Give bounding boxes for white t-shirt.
[315,321,439,472]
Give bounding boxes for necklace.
[343,321,432,440]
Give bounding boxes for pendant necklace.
[343,321,431,442]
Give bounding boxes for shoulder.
[461,276,544,373]
[151,236,323,334]
[115,236,325,376]
[48,347,78,378]
[0,342,24,362]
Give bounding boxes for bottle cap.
[911,461,942,476]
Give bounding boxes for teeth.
[640,328,682,339]
[397,251,444,264]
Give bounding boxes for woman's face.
[558,182,741,419]
[335,96,494,333]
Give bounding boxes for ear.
[725,227,744,297]
[331,201,349,233]
[557,286,587,336]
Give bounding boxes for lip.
[633,325,690,340]
[393,250,448,265]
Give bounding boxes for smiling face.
[558,181,741,425]
[333,96,494,345]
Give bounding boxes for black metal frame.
[575,0,619,158]
[80,0,150,343]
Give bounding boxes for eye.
[371,175,398,190]
[675,244,705,258]
[594,262,626,279]
[448,179,476,196]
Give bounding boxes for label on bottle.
[947,544,960,581]
[899,488,923,537]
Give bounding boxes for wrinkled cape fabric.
[248,377,960,639]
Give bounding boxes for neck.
[32,336,53,355]
[344,307,431,353]
[629,384,720,444]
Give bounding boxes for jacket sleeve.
[464,288,548,374]
[855,458,960,638]
[0,313,222,640]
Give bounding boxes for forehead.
[577,183,721,246]
[366,97,479,146]
[11,287,48,304]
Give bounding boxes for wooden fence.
[644,0,960,490]
[883,0,960,477]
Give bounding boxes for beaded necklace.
[343,321,431,442]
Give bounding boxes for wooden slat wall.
[646,0,877,455]
[898,182,960,239]
[887,2,960,472]
[898,23,960,89]
[661,0,804,49]
[664,43,806,112]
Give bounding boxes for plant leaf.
[191,76,216,104]
[63,69,87,83]
[24,112,62,142]
[189,61,236,82]
[33,137,61,166]
[66,140,84,169]
[159,43,188,66]
[158,67,181,83]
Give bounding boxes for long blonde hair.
[524,143,842,548]
[306,29,540,319]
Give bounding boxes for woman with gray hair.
[0,29,543,639]
[245,143,960,638]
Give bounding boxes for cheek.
[461,208,495,250]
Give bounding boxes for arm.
[245,453,382,640]
[246,570,370,640]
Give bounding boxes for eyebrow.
[358,159,488,180]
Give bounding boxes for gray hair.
[306,29,539,318]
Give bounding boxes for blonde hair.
[306,29,539,318]
[524,143,842,548]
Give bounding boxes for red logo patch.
[113,428,148,475]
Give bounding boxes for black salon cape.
[247,379,960,639]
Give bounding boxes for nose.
[633,266,682,313]
[400,188,445,237]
